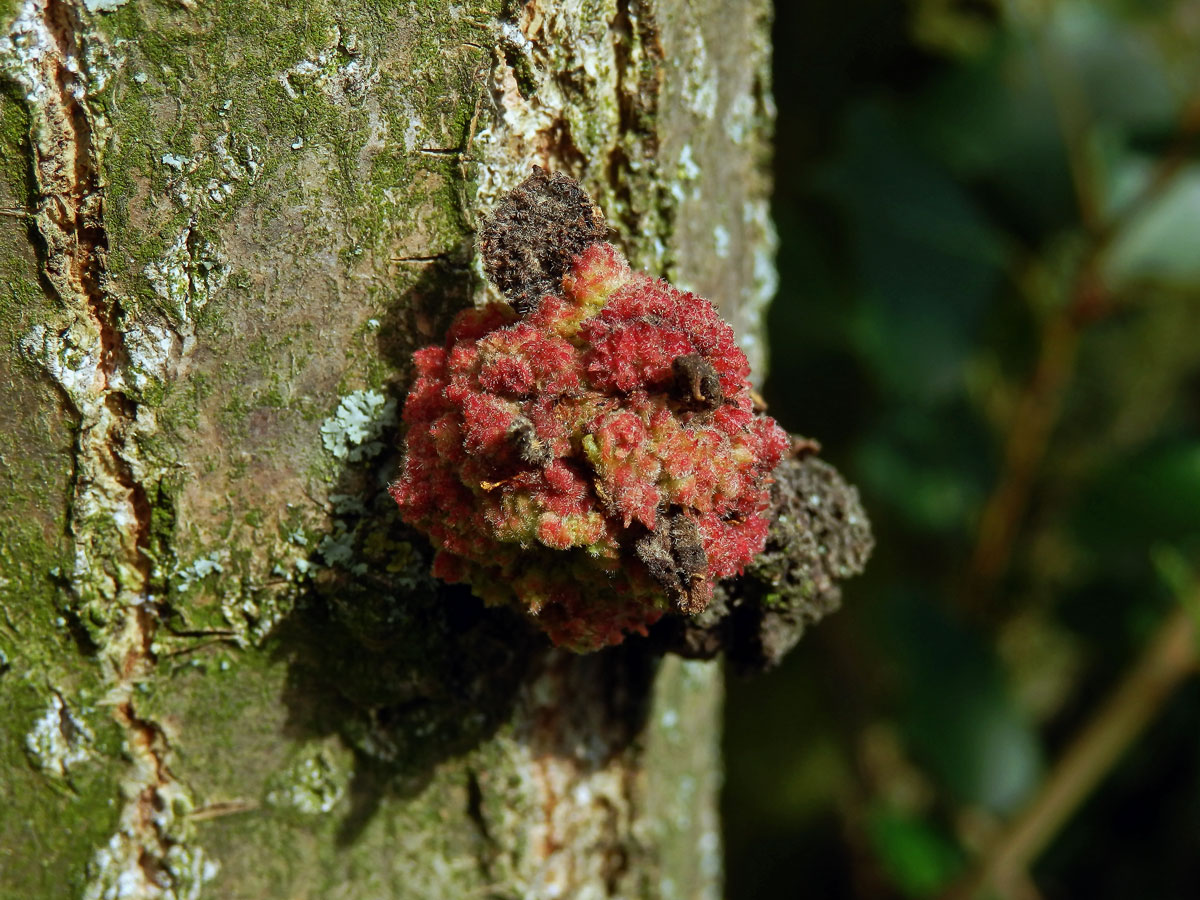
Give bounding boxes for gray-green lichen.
[319,389,397,462]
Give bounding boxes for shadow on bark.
[269,249,510,843]
[276,570,538,845]
[275,536,659,846]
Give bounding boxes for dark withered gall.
[508,415,554,468]
[634,509,711,615]
[477,166,608,315]
[652,451,874,671]
[672,353,725,411]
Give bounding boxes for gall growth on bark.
[390,168,794,651]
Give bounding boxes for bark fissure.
[465,767,499,883]
[4,1,207,895]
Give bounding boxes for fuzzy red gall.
[392,213,787,652]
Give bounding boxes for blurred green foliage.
[723,0,1200,897]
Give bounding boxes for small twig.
[389,253,451,263]
[161,625,237,638]
[188,799,258,821]
[942,604,1198,899]
[160,637,236,659]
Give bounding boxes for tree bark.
[0,1,775,897]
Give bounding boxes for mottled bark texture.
[0,0,774,897]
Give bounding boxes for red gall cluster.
[391,173,788,651]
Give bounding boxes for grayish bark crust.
[0,0,773,897]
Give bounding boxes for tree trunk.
[0,1,775,897]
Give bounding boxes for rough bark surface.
[0,1,774,897]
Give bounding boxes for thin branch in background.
[941,604,1199,900]
[960,87,1200,611]
[948,80,1200,898]
[962,297,1083,607]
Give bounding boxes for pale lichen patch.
[679,25,717,121]
[724,91,756,146]
[144,227,230,332]
[265,748,347,815]
[0,0,55,105]
[20,321,103,405]
[317,525,357,570]
[712,224,730,258]
[173,551,225,593]
[276,25,379,107]
[25,691,94,779]
[737,197,779,381]
[120,323,177,392]
[82,0,128,12]
[670,143,701,204]
[83,824,218,900]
